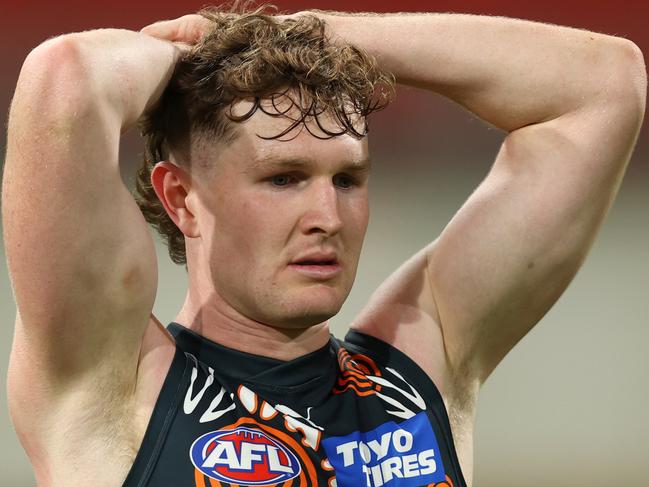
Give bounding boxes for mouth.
[289,255,342,280]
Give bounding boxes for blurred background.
[1,1,647,485]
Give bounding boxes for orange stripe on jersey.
[335,382,378,396]
[426,475,454,486]
[194,468,213,487]
[260,400,279,420]
[334,348,384,396]
[338,374,374,388]
[336,375,373,388]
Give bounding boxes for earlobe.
[150,161,201,238]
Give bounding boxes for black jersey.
[122,322,467,487]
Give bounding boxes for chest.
[124,350,467,487]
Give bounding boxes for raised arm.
[2,27,182,475]
[320,13,646,395]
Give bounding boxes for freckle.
[527,261,535,269]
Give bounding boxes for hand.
[140,14,213,50]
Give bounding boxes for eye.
[333,173,356,189]
[270,174,294,187]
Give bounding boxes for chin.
[267,291,346,329]
[242,278,353,329]
[272,304,341,329]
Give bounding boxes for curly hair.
[135,4,395,268]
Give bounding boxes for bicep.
[353,94,643,396]
[428,98,644,384]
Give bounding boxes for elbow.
[21,34,84,83]
[15,35,99,124]
[623,40,647,116]
[604,39,647,121]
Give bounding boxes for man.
[2,5,645,487]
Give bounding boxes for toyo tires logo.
[322,412,447,487]
[190,426,301,485]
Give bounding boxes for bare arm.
[319,12,645,130]
[2,28,182,464]
[317,13,647,390]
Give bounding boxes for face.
[187,100,371,329]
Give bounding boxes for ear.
[150,161,201,238]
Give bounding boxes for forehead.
[218,97,370,169]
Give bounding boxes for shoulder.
[341,326,478,418]
[348,243,478,407]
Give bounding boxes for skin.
[151,100,371,356]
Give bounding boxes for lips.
[290,252,339,266]
[289,251,342,280]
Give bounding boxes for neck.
[174,293,332,361]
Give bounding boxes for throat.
[175,306,332,362]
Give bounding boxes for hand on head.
[140,14,214,51]
[140,11,315,51]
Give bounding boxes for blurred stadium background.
[1,1,647,485]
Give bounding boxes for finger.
[140,19,177,40]
[141,15,211,44]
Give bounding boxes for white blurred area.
[2,90,648,486]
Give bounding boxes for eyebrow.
[247,156,372,173]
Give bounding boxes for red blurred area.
[1,0,647,153]
[2,1,646,42]
[2,0,647,70]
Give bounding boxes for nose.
[300,179,343,236]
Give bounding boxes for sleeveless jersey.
[122,322,467,487]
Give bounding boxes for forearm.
[17,29,181,133]
[320,12,643,131]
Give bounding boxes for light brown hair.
[135,4,394,267]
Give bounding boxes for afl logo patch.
[190,426,302,485]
